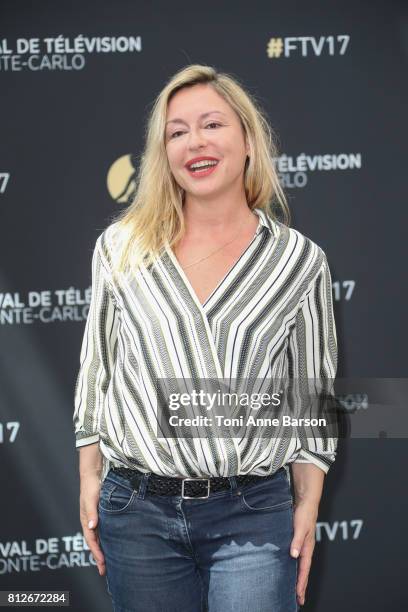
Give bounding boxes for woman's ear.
[245,136,250,158]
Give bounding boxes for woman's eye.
[169,123,221,140]
[170,130,184,139]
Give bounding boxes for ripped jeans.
[98,466,299,612]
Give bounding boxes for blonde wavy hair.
[108,63,290,281]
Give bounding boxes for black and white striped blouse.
[73,207,338,479]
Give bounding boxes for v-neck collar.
[164,207,277,312]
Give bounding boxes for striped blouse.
[73,207,338,481]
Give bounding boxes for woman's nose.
[187,128,207,149]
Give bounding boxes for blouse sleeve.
[73,235,119,449]
[287,251,338,475]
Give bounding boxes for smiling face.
[165,83,250,202]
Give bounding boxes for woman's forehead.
[167,85,230,116]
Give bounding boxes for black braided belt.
[110,465,285,499]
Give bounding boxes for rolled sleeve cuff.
[75,433,100,449]
[293,448,336,475]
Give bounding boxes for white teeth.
[189,160,218,170]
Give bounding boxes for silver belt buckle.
[181,477,210,499]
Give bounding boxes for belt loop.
[136,473,149,499]
[228,476,237,493]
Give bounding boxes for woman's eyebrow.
[166,110,227,127]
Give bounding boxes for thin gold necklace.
[180,216,251,270]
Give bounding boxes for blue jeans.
[98,466,299,612]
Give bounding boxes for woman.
[73,64,338,612]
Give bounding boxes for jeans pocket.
[240,470,293,512]
[98,477,136,514]
[105,574,112,596]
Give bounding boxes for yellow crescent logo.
[107,154,137,205]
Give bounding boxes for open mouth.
[186,160,219,176]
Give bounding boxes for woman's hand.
[79,473,106,576]
[290,499,319,607]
